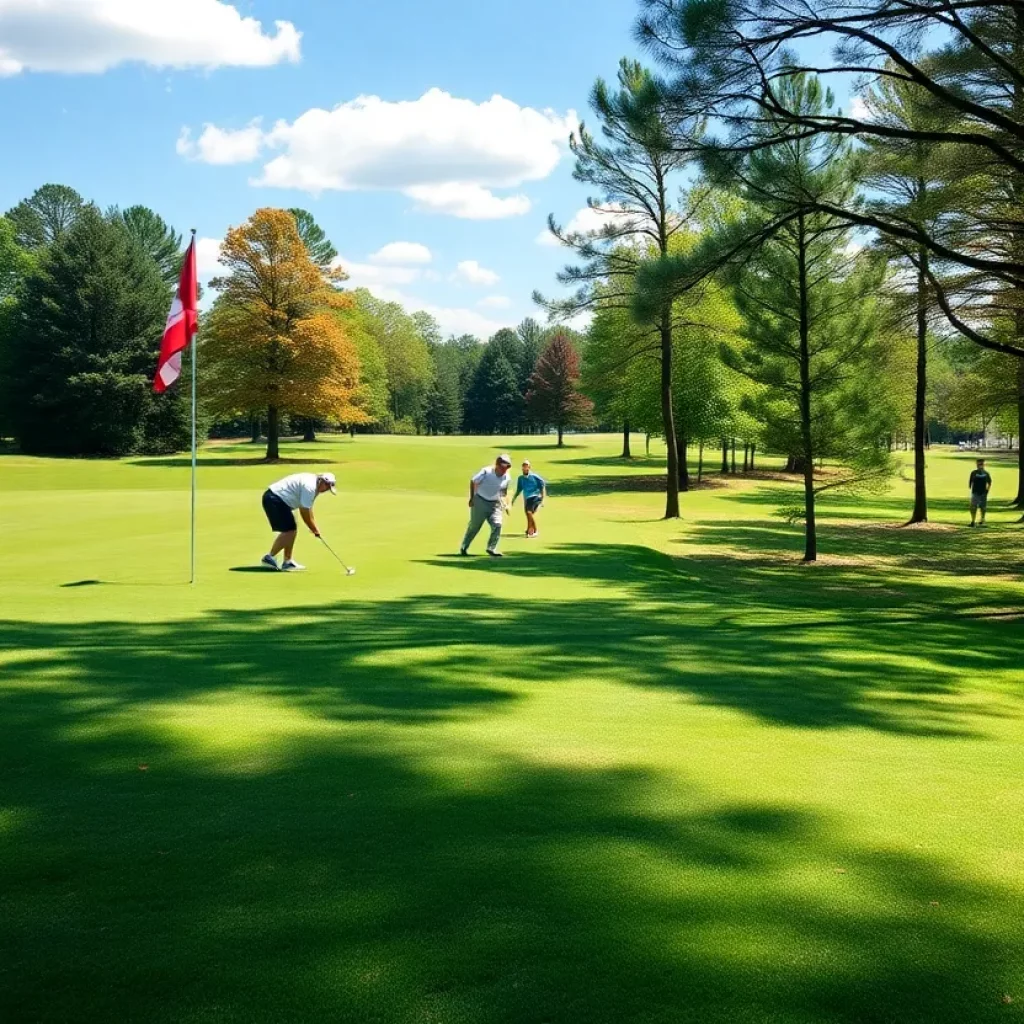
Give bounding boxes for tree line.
[540,0,1024,560]
[0,186,593,460]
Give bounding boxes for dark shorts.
[263,489,297,532]
[971,493,988,510]
[525,497,543,514]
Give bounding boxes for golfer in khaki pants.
[459,454,512,558]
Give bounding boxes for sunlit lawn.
[1,434,1021,1023]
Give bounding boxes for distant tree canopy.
[5,184,85,251]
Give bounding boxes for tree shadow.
[130,456,335,468]
[683,518,1024,577]
[558,453,666,468]
[3,550,1024,1021]
[554,473,728,497]
[1,624,1021,1022]
[413,546,1020,736]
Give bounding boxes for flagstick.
[190,228,197,587]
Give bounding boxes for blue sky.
[0,0,643,337]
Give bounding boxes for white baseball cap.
[497,454,512,466]
[320,472,337,494]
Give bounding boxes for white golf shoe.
[261,554,281,571]
[282,560,306,572]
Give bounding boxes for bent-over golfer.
[460,454,512,558]
[512,459,547,538]
[261,472,336,571]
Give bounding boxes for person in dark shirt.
[968,458,993,527]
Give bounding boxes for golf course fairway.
[1,434,1022,1023]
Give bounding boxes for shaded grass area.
[2,584,1023,1022]
[423,544,1021,735]
[683,515,1024,576]
[1,439,1023,1023]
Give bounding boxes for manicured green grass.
[1,434,1022,1023]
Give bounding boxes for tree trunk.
[646,433,651,456]
[660,317,681,518]
[797,214,817,563]
[302,418,316,444]
[1012,20,1024,508]
[557,424,564,447]
[1015,358,1024,506]
[621,420,631,458]
[698,441,704,483]
[250,414,261,444]
[743,443,749,472]
[750,445,756,471]
[678,434,689,491]
[909,249,929,523]
[721,437,729,473]
[266,405,280,461]
[731,439,737,474]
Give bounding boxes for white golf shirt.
[269,473,321,511]
[472,466,511,502]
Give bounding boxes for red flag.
[154,236,198,393]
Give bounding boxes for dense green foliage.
[9,207,190,456]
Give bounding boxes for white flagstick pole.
[190,229,197,587]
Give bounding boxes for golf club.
[319,535,356,576]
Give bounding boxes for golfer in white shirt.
[261,472,336,571]
[459,454,512,558]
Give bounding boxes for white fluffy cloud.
[407,183,531,220]
[0,0,300,76]
[455,260,500,286]
[195,236,223,278]
[416,302,512,338]
[478,295,512,310]
[537,203,635,246]
[336,258,424,291]
[178,88,575,219]
[177,121,263,165]
[369,242,432,266]
[848,95,872,121]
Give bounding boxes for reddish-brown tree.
[526,333,594,447]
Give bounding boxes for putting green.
[1,434,1022,1023]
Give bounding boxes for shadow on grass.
[682,518,1024,577]
[557,453,665,468]
[130,456,336,468]
[554,473,729,497]
[730,484,1023,522]
[1,588,1022,1021]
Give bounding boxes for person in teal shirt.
[512,460,547,538]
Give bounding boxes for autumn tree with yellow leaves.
[201,207,366,460]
